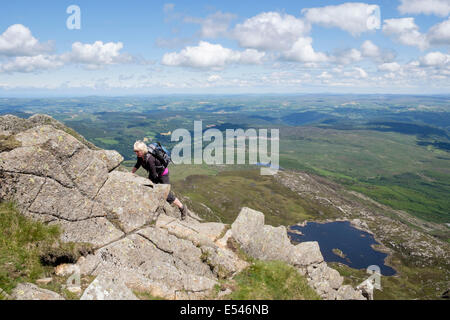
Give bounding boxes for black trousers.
[153,172,176,204]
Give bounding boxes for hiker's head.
[134,141,147,158]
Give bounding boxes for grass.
[279,128,450,224]
[224,260,321,300]
[329,256,450,300]
[0,135,21,153]
[0,202,60,294]
[172,169,342,226]
[0,201,93,299]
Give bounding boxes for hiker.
[132,141,188,220]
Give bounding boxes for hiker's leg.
[172,197,183,209]
[160,173,184,210]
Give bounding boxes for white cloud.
[361,40,380,58]
[207,74,221,82]
[302,2,381,36]
[378,62,402,72]
[62,41,131,68]
[333,48,362,65]
[398,0,450,17]
[383,18,428,50]
[185,11,237,38]
[420,51,450,66]
[354,67,368,78]
[283,37,328,63]
[0,24,53,57]
[360,40,397,62]
[428,18,450,45]
[0,55,63,73]
[161,41,265,68]
[233,12,310,51]
[318,71,333,79]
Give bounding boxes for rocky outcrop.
[0,115,169,247]
[230,207,365,300]
[0,114,365,300]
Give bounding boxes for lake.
[288,221,396,276]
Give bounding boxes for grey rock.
[55,264,79,277]
[94,149,124,172]
[337,285,366,300]
[81,274,138,300]
[0,115,33,134]
[290,242,324,266]
[308,262,343,290]
[96,171,169,233]
[0,145,74,187]
[231,207,323,265]
[231,207,292,262]
[200,245,249,279]
[50,217,124,247]
[11,283,64,300]
[156,214,217,248]
[77,233,218,300]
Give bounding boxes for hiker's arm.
[132,158,142,174]
[148,156,159,181]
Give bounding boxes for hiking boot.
[180,204,188,220]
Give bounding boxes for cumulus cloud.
[361,40,380,58]
[333,48,362,65]
[62,41,132,68]
[0,54,63,73]
[0,37,133,73]
[398,0,450,17]
[360,40,396,62]
[378,62,402,72]
[302,2,381,36]
[0,24,53,56]
[383,18,428,50]
[419,51,450,66]
[185,11,237,38]
[283,37,328,63]
[427,18,450,46]
[233,12,310,51]
[161,41,265,68]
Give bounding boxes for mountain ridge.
[0,114,366,300]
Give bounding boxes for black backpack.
[147,142,172,169]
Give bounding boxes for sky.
[0,0,450,96]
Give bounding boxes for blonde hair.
[133,141,148,153]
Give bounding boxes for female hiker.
[132,141,188,220]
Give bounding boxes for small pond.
[288,221,396,276]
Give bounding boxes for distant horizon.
[1,92,450,99]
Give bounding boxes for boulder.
[81,274,138,300]
[76,232,218,300]
[11,283,64,300]
[290,241,324,266]
[96,171,169,233]
[307,262,343,289]
[231,207,323,265]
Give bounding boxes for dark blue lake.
[288,221,396,276]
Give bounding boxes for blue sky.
[0,0,450,95]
